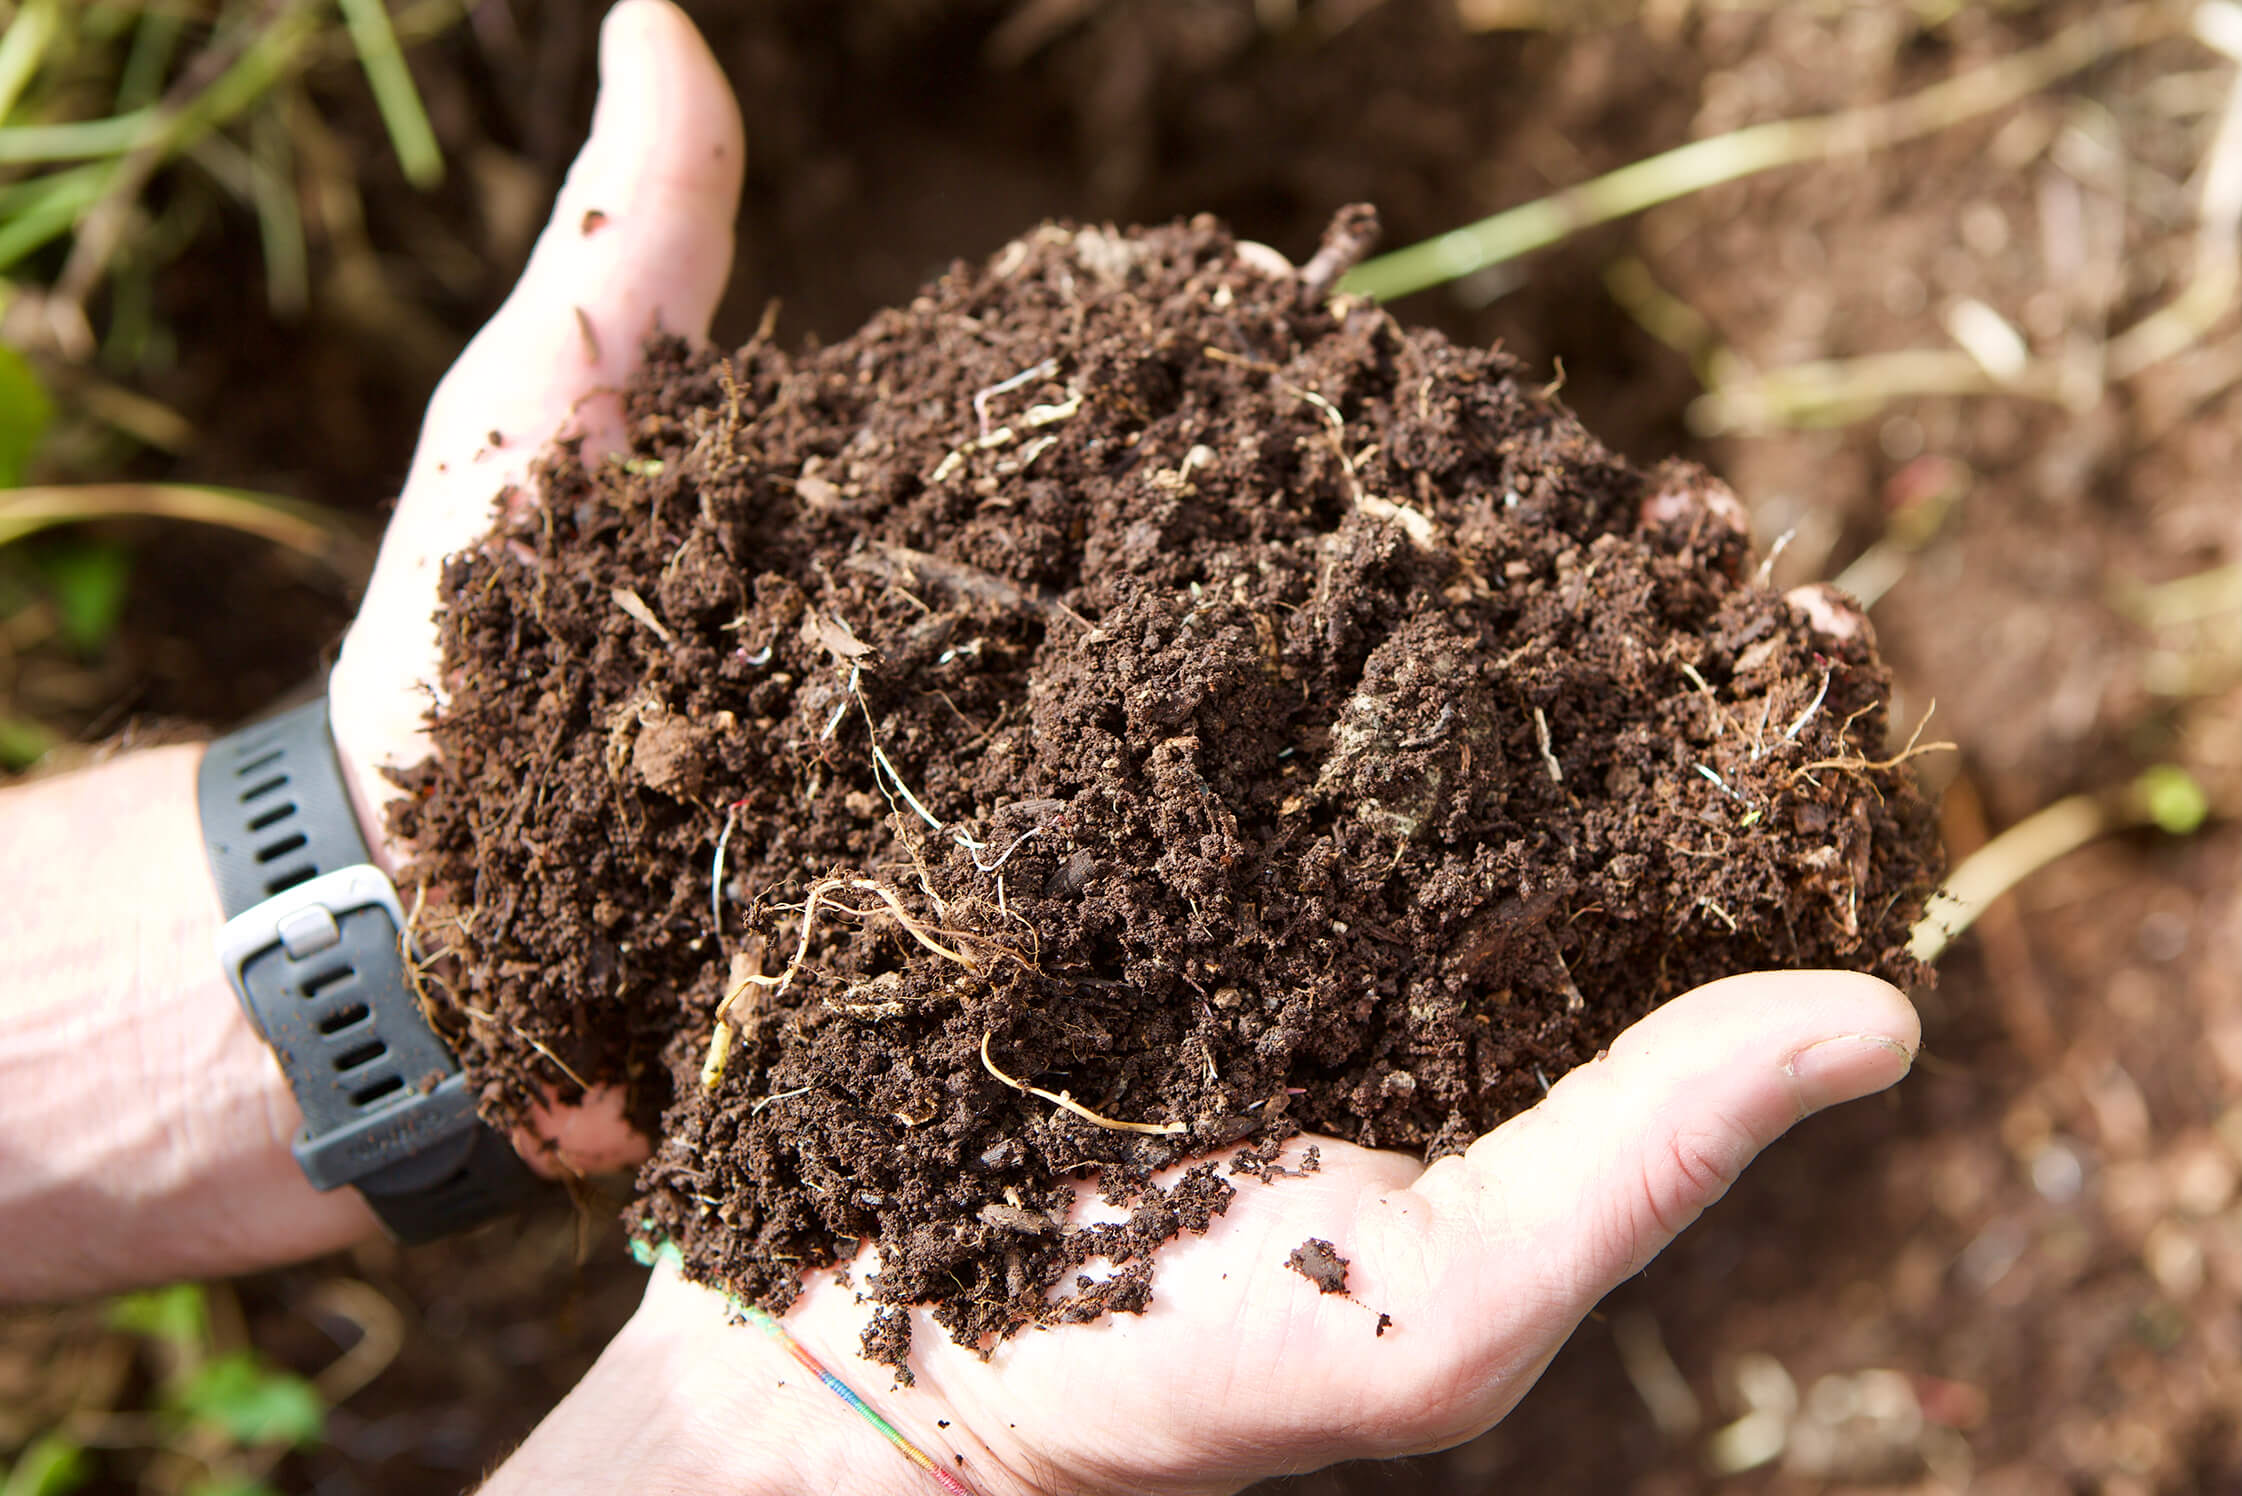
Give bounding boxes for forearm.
[0,744,374,1301]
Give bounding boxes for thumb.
[1417,970,1918,1314]
[332,0,742,818]
[401,0,743,489]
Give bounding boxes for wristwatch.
[196,697,544,1243]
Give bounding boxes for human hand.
[323,0,743,1176]
[487,969,1915,1496]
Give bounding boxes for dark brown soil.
[1288,1238,1350,1295]
[390,210,1939,1375]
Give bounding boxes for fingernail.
[1785,1033,1915,1115]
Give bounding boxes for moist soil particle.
[391,209,1940,1376]
[1288,1239,1351,1295]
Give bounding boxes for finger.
[512,1083,651,1178]
[332,0,742,812]
[1321,970,1914,1451]
[404,0,743,491]
[1413,970,1915,1310]
[1785,581,1874,647]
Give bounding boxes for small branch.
[980,1032,1188,1136]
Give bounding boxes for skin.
[0,5,1920,1492]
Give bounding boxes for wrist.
[326,638,427,875]
[0,745,375,1299]
[503,1261,1033,1496]
[479,1278,802,1496]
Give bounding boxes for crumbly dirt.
[390,210,1939,1373]
[1288,1239,1350,1295]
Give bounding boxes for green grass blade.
[333,0,444,188]
[0,162,112,272]
[250,105,309,314]
[147,8,321,166]
[0,483,374,579]
[0,109,154,165]
[0,1429,90,1496]
[115,8,186,114]
[0,0,61,126]
[0,342,55,485]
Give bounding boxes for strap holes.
[264,866,315,896]
[236,747,284,775]
[350,1075,406,1108]
[239,774,289,803]
[255,832,309,864]
[301,965,354,999]
[247,802,295,832]
[335,1040,387,1072]
[317,1003,371,1035]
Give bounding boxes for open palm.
[611,969,1913,1496]
[328,7,1917,1491]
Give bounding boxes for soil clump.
[1288,1239,1351,1295]
[390,210,1940,1374]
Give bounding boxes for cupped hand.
[323,0,742,1176]
[323,12,1922,1489]
[549,970,1916,1496]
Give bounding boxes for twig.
[1532,706,1564,784]
[1694,763,1753,805]
[1345,4,2173,301]
[1779,665,1834,745]
[1677,661,1745,738]
[751,1084,814,1115]
[613,587,675,647]
[973,358,1059,437]
[980,1033,1188,1136]
[1289,384,1439,543]
[710,804,740,941]
[519,1028,592,1094]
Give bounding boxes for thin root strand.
[980,1032,1188,1136]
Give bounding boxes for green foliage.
[168,1351,326,1449]
[28,533,130,651]
[2137,764,2211,837]
[0,1,462,377]
[0,1434,91,1496]
[0,341,52,485]
[0,712,53,769]
[183,1478,280,1496]
[104,1280,209,1348]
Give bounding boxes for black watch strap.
[197,698,544,1243]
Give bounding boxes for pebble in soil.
[389,208,1941,1376]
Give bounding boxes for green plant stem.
[334,0,444,188]
[51,4,322,319]
[0,0,60,126]
[1910,768,2215,963]
[115,7,187,113]
[1343,3,2171,302]
[0,108,154,165]
[0,483,372,578]
[0,162,110,272]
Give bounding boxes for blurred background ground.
[2,1,2238,1492]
